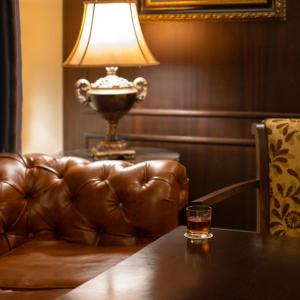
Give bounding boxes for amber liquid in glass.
[187,216,211,235]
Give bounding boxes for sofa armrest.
[192,179,259,206]
[109,160,189,237]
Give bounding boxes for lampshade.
[64,0,159,67]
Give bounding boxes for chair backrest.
[255,119,300,237]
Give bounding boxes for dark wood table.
[61,147,180,163]
[57,226,300,300]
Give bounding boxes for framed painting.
[138,0,286,21]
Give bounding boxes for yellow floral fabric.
[266,119,300,237]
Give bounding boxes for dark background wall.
[63,0,300,230]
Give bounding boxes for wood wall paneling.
[63,0,300,231]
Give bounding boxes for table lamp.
[64,0,158,159]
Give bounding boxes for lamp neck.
[106,66,118,76]
[91,66,131,88]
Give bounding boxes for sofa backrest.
[0,153,188,254]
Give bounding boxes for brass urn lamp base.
[91,121,135,160]
[75,67,147,159]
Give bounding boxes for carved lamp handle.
[75,79,91,106]
[133,77,148,103]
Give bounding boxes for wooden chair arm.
[192,179,260,206]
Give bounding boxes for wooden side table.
[61,147,180,163]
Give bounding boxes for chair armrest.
[192,179,260,206]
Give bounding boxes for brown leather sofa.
[0,153,188,300]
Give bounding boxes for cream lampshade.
[64,0,158,67]
[64,0,159,159]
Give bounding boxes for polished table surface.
[62,147,180,163]
[57,226,300,300]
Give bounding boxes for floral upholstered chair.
[193,119,300,237]
[266,119,300,236]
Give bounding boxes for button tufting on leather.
[0,155,189,248]
[179,190,186,200]
[97,176,105,182]
[24,193,31,201]
[68,195,75,202]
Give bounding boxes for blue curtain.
[0,0,22,152]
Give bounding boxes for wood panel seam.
[84,132,255,147]
[82,108,300,119]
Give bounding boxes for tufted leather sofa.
[0,153,188,300]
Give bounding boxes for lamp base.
[96,138,128,151]
[74,67,148,161]
[91,146,136,160]
[91,134,136,159]
[91,122,136,159]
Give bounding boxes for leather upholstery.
[0,153,188,291]
[265,119,300,237]
[0,239,143,289]
[0,289,70,300]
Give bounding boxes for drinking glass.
[185,205,213,239]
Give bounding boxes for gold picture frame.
[138,0,286,21]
